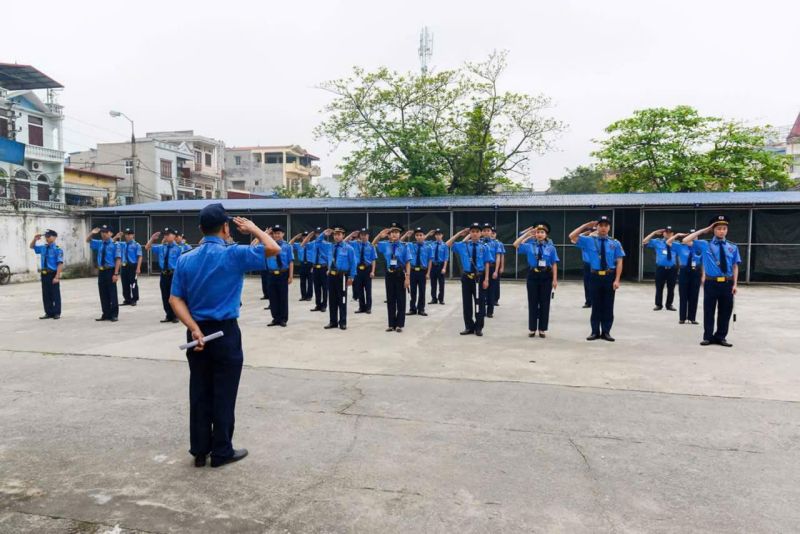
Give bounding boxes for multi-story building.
[224,145,320,196]
[0,64,65,205]
[787,113,800,181]
[144,130,225,199]
[63,166,121,207]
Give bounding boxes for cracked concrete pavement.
[1,277,799,533]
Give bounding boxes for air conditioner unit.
[28,161,42,171]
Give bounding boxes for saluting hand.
[149,231,161,241]
[33,233,42,240]
[91,227,100,234]
[233,217,258,235]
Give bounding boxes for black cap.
[482,222,494,230]
[315,227,323,233]
[124,227,134,234]
[688,228,696,234]
[44,229,57,237]
[469,222,482,230]
[533,222,551,234]
[175,230,183,237]
[710,215,730,226]
[433,228,443,234]
[301,230,309,236]
[597,215,611,225]
[359,227,369,235]
[332,225,346,233]
[99,224,113,233]
[388,222,403,232]
[199,203,232,230]
[664,226,674,233]
[162,227,177,235]
[414,227,425,234]
[271,224,285,233]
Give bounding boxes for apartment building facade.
[145,130,225,199]
[224,145,320,196]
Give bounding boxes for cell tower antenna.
[418,26,433,75]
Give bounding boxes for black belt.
[530,267,552,273]
[463,272,484,279]
[40,269,54,275]
[98,266,112,271]
[708,276,733,282]
[329,270,345,276]
[680,265,698,271]
[162,270,174,275]
[272,269,288,275]
[413,267,424,271]
[591,269,614,276]
[314,264,326,269]
[658,265,676,269]
[387,268,404,274]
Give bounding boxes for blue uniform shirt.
[350,241,378,267]
[120,240,143,265]
[34,243,64,271]
[180,243,193,253]
[646,238,677,268]
[90,238,121,268]
[151,243,183,271]
[326,241,358,277]
[377,240,410,271]
[482,238,502,264]
[266,240,294,271]
[575,235,625,271]
[452,241,491,273]
[308,235,330,266]
[293,242,310,263]
[429,240,449,264]
[519,241,560,269]
[694,238,741,278]
[672,242,701,269]
[407,242,432,269]
[171,236,267,321]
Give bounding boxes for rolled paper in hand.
[179,330,224,350]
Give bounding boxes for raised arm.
[371,228,389,246]
[642,229,664,246]
[85,227,100,243]
[513,229,534,248]
[446,228,468,247]
[569,221,598,244]
[666,232,686,246]
[288,233,302,245]
[233,217,280,257]
[29,233,41,249]
[300,231,316,247]
[682,225,712,247]
[144,231,161,252]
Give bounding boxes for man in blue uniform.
[667,229,702,325]
[346,228,377,314]
[683,215,741,347]
[146,228,183,323]
[406,227,433,316]
[480,223,502,318]
[265,224,293,327]
[115,228,143,306]
[302,227,329,312]
[30,229,64,320]
[514,223,559,338]
[169,203,280,468]
[176,231,193,253]
[580,227,596,308]
[318,226,357,330]
[428,228,449,305]
[570,216,625,341]
[643,226,678,311]
[447,223,491,337]
[289,231,313,301]
[86,225,121,322]
[373,223,411,332]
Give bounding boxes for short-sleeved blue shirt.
[34,243,64,271]
[452,241,491,273]
[575,235,625,271]
[89,239,121,268]
[170,236,268,321]
[151,243,183,271]
[293,242,310,263]
[482,238,502,264]
[349,241,378,266]
[694,239,741,278]
[377,240,410,270]
[646,238,677,268]
[429,240,450,264]
[407,242,432,268]
[120,240,143,265]
[519,241,560,269]
[672,242,701,269]
[266,240,294,271]
[326,241,358,277]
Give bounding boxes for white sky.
[7,0,799,190]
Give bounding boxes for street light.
[109,110,137,204]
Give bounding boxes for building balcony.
[25,145,65,164]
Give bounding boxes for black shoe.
[486,313,493,318]
[529,332,537,338]
[666,306,677,311]
[395,327,403,333]
[130,302,137,307]
[339,325,347,330]
[52,315,60,320]
[194,454,207,467]
[460,330,475,335]
[386,327,395,332]
[279,322,287,327]
[582,303,591,309]
[310,307,321,312]
[210,448,248,468]
[365,310,372,314]
[160,318,172,323]
[601,333,615,342]
[418,311,428,316]
[95,317,108,321]
[120,302,131,306]
[653,306,663,311]
[690,320,699,325]
[679,320,686,324]
[408,310,417,315]
[475,329,483,337]
[494,302,500,307]
[267,321,280,327]
[429,299,438,305]
[39,315,52,320]
[539,332,546,338]
[110,317,119,322]
[586,334,600,341]
[717,339,733,347]
[324,323,338,329]
[171,319,179,324]
[320,308,327,313]
[700,339,712,346]
[264,306,271,310]
[260,296,268,300]
[355,310,365,314]
[439,301,445,305]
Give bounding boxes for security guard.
[346,228,377,314]
[265,225,294,327]
[514,223,559,338]
[30,229,63,319]
[667,229,702,325]
[301,227,329,312]
[169,203,281,468]
[642,226,678,311]
[683,216,741,347]
[373,223,411,332]
[146,228,183,323]
[318,226,357,330]
[480,223,502,318]
[570,216,625,341]
[428,228,449,305]
[447,223,490,337]
[491,228,505,307]
[176,231,193,253]
[580,227,596,308]
[116,228,143,306]
[86,225,121,322]
[289,231,313,301]
[406,227,433,316]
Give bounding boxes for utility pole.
[110,110,137,204]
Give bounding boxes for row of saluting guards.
[28,204,742,468]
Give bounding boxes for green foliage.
[316,51,564,197]
[593,106,792,192]
[548,165,607,194]
[274,183,330,199]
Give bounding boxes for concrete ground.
[0,276,798,533]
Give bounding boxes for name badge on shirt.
[538,259,547,267]
[661,250,668,255]
[390,258,398,267]
[691,259,697,267]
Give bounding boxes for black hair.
[201,222,226,235]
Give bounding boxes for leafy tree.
[548,165,606,194]
[315,51,564,197]
[274,183,330,199]
[593,106,792,192]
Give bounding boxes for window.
[234,155,242,166]
[232,180,246,190]
[13,169,31,200]
[265,152,283,164]
[160,159,173,178]
[254,153,262,164]
[205,152,212,166]
[0,169,7,198]
[161,194,173,201]
[194,151,202,165]
[28,116,44,147]
[254,180,260,186]
[124,160,133,175]
[0,116,7,138]
[286,155,297,164]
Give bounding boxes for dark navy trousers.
[703,279,734,342]
[654,266,677,307]
[526,270,552,332]
[186,319,243,461]
[409,269,426,313]
[267,271,289,323]
[160,272,175,320]
[582,263,592,306]
[678,267,701,322]
[313,265,328,309]
[328,271,349,326]
[588,273,615,335]
[460,273,486,332]
[299,262,313,299]
[40,272,61,317]
[260,271,270,299]
[97,269,119,319]
[121,263,139,304]
[385,271,406,328]
[430,263,445,303]
[354,267,372,311]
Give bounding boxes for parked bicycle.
[0,256,11,285]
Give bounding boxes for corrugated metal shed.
[91,191,800,214]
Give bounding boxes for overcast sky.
[7,0,799,190]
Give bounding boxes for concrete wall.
[224,150,284,193]
[0,209,91,282]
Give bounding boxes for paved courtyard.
[1,276,799,533]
